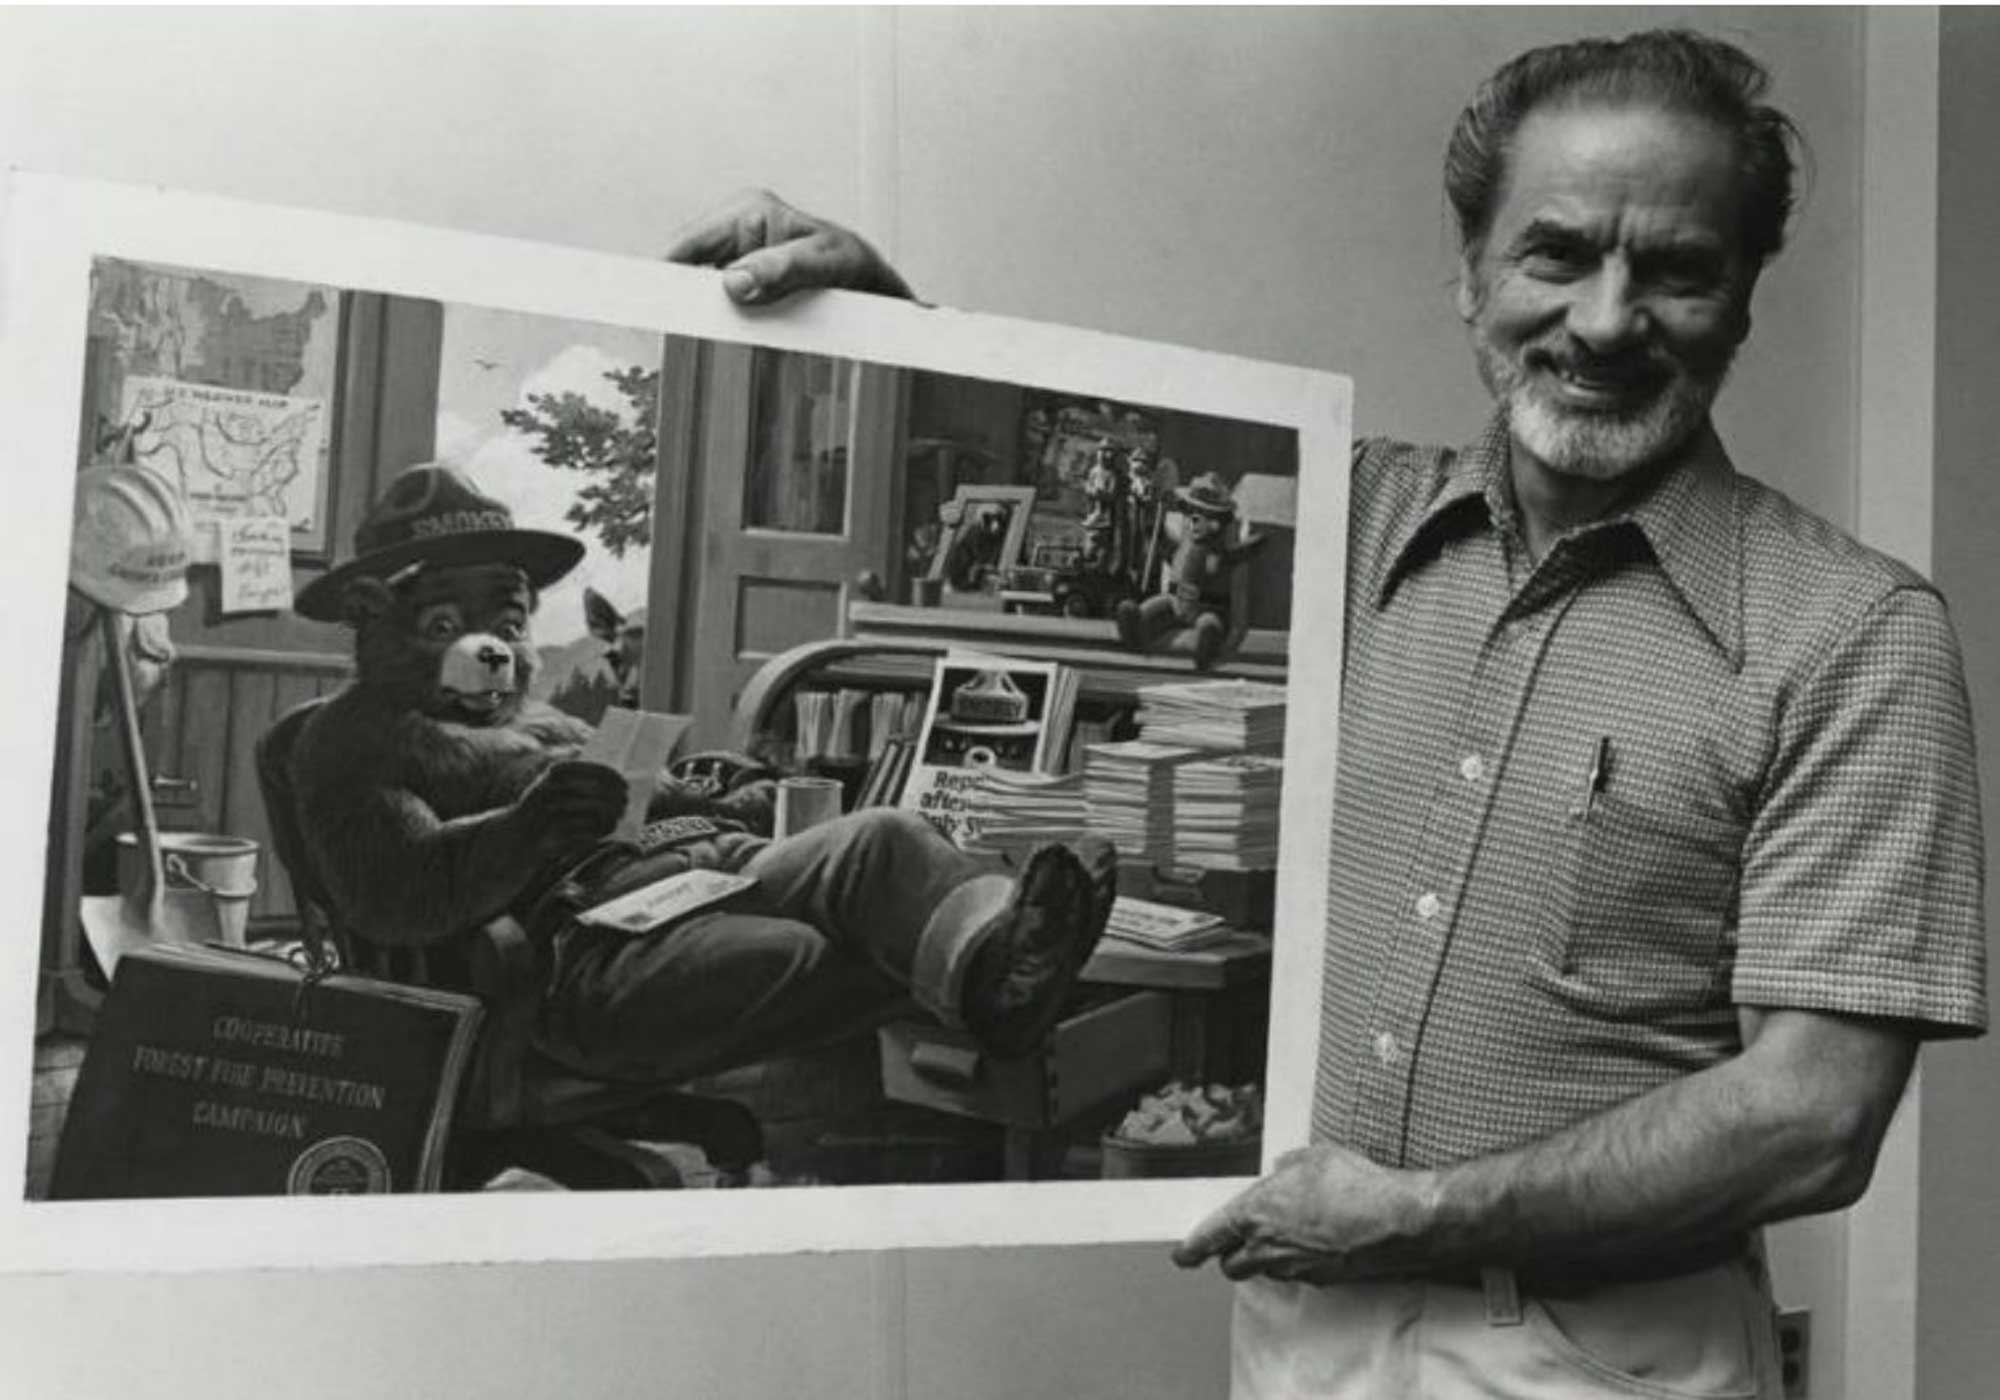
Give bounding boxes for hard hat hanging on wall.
[70,463,193,616]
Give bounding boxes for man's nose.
[1566,263,1647,352]
[477,643,510,670]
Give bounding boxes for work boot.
[960,838,1119,1059]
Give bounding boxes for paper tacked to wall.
[117,376,326,563]
[218,516,294,614]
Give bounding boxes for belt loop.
[1481,1266,1523,1327]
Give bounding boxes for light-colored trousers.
[1231,1255,1784,1400]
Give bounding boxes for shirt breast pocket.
[1531,782,1745,1017]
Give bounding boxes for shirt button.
[1415,892,1442,921]
[1373,1031,1402,1067]
[1459,754,1485,782]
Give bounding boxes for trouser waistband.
[1431,1233,1751,1301]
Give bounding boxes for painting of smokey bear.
[30,232,1309,1222]
[919,663,1053,773]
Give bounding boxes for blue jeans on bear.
[535,809,1003,1083]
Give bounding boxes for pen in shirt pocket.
[1576,736,1611,818]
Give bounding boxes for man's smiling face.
[1459,102,1755,483]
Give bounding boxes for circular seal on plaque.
[287,1136,393,1195]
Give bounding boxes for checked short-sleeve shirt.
[1313,412,1988,1169]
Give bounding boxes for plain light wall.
[1923,9,2000,1398]
[0,9,1899,1398]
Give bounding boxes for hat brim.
[71,575,189,617]
[294,528,585,623]
[1174,492,1236,518]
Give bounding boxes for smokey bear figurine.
[279,463,1118,1087]
[1114,471,1268,670]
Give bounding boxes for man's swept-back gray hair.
[1444,29,1803,268]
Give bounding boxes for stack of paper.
[1136,679,1288,753]
[1172,753,1285,870]
[961,769,1086,859]
[1102,896,1229,952]
[1083,739,1201,862]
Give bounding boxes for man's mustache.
[1526,341,1672,386]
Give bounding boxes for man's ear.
[339,576,397,628]
[1455,252,1482,323]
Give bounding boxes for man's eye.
[494,620,525,642]
[424,616,461,641]
[1649,259,1725,296]
[1522,245,1591,278]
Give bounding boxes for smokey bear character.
[1114,471,1269,670]
[286,462,1118,1080]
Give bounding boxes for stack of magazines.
[1102,895,1230,952]
[1135,678,1288,753]
[961,768,1086,859]
[1083,739,1200,862]
[1172,753,1285,871]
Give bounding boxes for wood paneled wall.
[139,647,350,927]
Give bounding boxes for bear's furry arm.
[301,782,543,945]
[290,695,574,946]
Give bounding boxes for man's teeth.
[1554,363,1644,390]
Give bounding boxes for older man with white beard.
[670,29,1986,1399]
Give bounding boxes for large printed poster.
[0,172,1349,1272]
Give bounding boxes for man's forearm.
[1178,1010,1915,1282]
[1419,1025,1887,1272]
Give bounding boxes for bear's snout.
[438,632,520,705]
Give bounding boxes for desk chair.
[255,698,763,1190]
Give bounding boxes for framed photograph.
[927,483,1037,593]
[0,171,1350,1274]
[1021,392,1161,507]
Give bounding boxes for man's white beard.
[1474,331,1728,483]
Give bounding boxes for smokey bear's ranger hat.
[1172,472,1239,519]
[295,461,584,623]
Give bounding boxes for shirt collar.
[1375,409,1744,668]
[1621,420,1743,667]
[1373,413,1508,608]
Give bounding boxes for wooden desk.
[1084,930,1272,1084]
[876,932,1273,1180]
